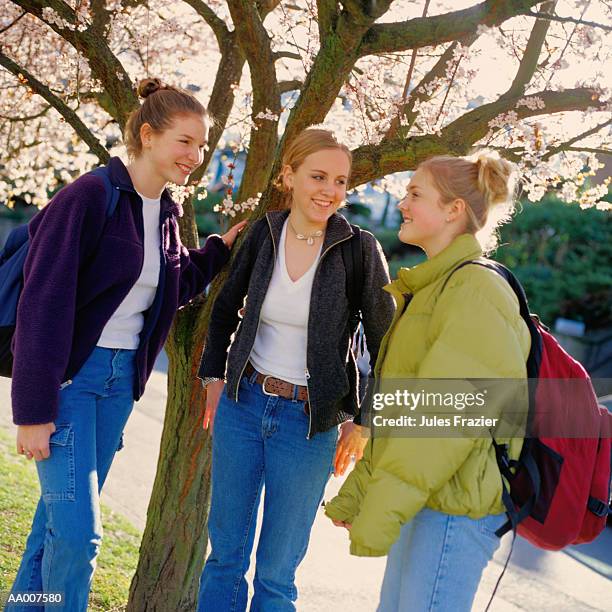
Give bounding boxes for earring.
[445,218,452,223]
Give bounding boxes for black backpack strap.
[341,225,363,333]
[442,258,546,535]
[442,258,542,379]
[492,437,540,538]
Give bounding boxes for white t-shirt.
[97,191,161,349]
[249,220,321,385]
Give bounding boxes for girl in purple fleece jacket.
[9,78,244,611]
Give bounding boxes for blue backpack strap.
[0,224,29,265]
[90,165,120,218]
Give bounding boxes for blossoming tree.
[1,0,610,608]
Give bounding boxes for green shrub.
[494,197,611,329]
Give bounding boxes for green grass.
[0,429,141,611]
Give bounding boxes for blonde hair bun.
[474,150,516,208]
[418,149,518,253]
[137,78,164,99]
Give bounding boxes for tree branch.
[279,79,303,94]
[350,134,449,187]
[502,0,555,99]
[359,0,542,57]
[317,0,339,39]
[90,0,112,37]
[181,0,229,47]
[542,117,612,160]
[527,10,612,32]
[0,9,26,34]
[386,0,433,138]
[342,0,391,22]
[350,87,608,186]
[273,50,303,61]
[226,0,281,200]
[442,87,607,148]
[0,105,51,122]
[0,51,109,162]
[280,0,393,150]
[563,146,612,155]
[383,34,478,143]
[13,0,137,127]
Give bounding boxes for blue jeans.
[377,507,505,612]
[198,374,338,612]
[7,347,136,612]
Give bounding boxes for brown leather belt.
[245,363,309,403]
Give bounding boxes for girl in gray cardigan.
[197,128,395,611]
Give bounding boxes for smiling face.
[142,113,208,186]
[283,148,351,228]
[397,167,459,256]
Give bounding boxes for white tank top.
[249,220,321,385]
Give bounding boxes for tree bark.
[127,298,212,612]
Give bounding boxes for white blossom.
[516,97,546,111]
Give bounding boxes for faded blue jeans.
[377,507,506,612]
[197,373,338,612]
[7,347,136,612]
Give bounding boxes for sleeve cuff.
[207,233,230,256]
[324,501,355,525]
[349,539,388,557]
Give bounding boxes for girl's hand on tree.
[333,421,368,476]
[16,422,56,461]
[202,380,225,433]
[220,220,247,249]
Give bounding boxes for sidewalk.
[1,371,610,611]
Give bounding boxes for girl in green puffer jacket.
[325,150,531,611]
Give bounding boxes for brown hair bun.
[124,78,209,158]
[137,78,163,99]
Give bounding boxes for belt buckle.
[261,375,279,397]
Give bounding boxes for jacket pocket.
[38,425,75,502]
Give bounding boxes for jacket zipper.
[304,234,353,440]
[59,379,72,390]
[134,208,167,397]
[234,217,275,401]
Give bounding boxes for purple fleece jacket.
[11,157,230,425]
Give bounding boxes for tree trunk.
[126,296,212,611]
[126,196,226,611]
[126,192,260,610]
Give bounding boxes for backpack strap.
[493,438,541,538]
[442,258,542,379]
[90,166,120,219]
[341,224,363,334]
[442,258,544,537]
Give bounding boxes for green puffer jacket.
[324,234,531,557]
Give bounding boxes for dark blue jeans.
[198,373,338,612]
[8,347,136,612]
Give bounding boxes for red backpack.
[451,260,612,550]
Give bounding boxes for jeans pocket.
[477,513,505,541]
[38,425,76,502]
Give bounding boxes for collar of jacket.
[265,209,355,251]
[106,156,183,218]
[386,233,483,298]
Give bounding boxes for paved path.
[1,371,610,611]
